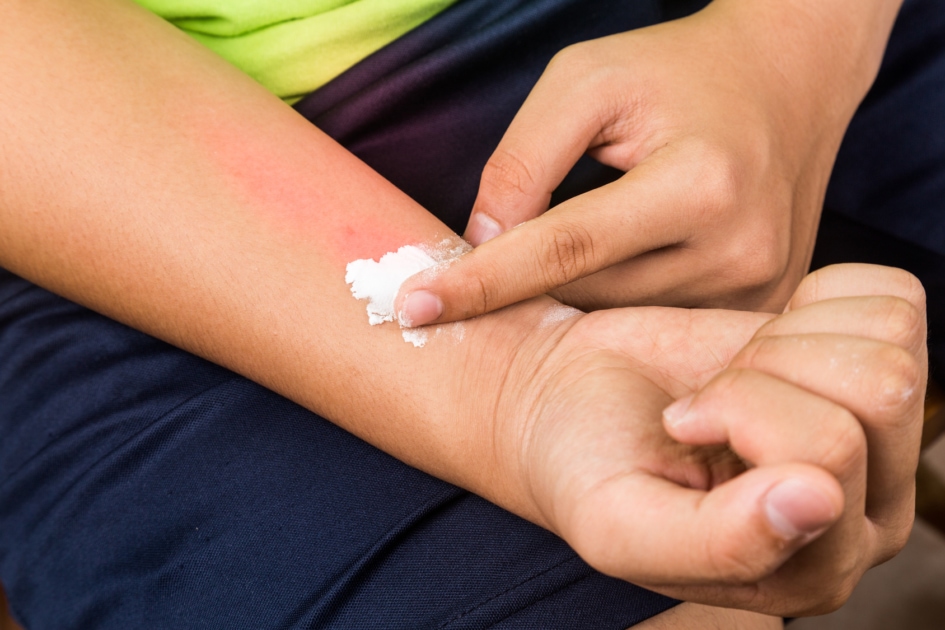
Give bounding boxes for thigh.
[0,269,677,628]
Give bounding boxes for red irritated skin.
[191,113,430,263]
[0,0,925,627]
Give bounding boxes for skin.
[636,603,783,630]
[395,0,907,324]
[518,266,926,615]
[0,0,925,626]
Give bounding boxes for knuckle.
[545,44,628,130]
[468,270,492,316]
[797,564,862,616]
[789,265,825,310]
[877,296,924,349]
[881,511,915,561]
[703,535,772,584]
[894,268,927,313]
[869,345,922,413]
[538,223,597,287]
[887,529,912,558]
[546,42,598,77]
[689,140,741,214]
[480,146,542,203]
[792,555,863,616]
[735,334,782,371]
[683,139,790,293]
[814,409,866,473]
[454,255,503,317]
[807,573,861,615]
[812,581,857,615]
[832,576,860,610]
[719,228,787,291]
[708,368,757,402]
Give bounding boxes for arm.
[0,0,545,521]
[395,0,905,322]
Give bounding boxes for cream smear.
[539,303,582,328]
[345,242,467,347]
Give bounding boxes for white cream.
[345,243,467,347]
[400,327,429,348]
[539,303,582,328]
[345,245,438,326]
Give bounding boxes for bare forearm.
[0,0,553,524]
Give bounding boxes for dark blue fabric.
[825,0,945,255]
[0,272,677,630]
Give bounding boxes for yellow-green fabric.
[134,0,458,103]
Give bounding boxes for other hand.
[396,2,883,326]
[498,264,925,616]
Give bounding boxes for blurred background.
[795,433,945,630]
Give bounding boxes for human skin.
[0,0,925,625]
[395,0,907,325]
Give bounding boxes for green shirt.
[135,0,458,103]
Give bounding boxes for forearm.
[0,0,555,525]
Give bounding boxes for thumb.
[572,463,843,590]
[464,69,610,246]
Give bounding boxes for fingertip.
[465,212,504,247]
[662,394,695,431]
[686,466,843,583]
[662,393,728,445]
[763,477,841,542]
[397,289,443,327]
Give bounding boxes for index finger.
[395,151,699,326]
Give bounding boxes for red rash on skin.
[191,115,418,263]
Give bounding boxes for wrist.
[708,0,903,120]
[443,296,583,530]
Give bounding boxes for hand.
[395,0,898,326]
[497,264,925,616]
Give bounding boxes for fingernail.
[398,290,443,327]
[465,213,503,246]
[764,479,837,540]
[662,395,695,428]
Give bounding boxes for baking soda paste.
[345,242,466,347]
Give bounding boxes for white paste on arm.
[345,243,465,347]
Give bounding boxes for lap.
[0,270,676,628]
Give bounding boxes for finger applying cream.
[346,240,467,347]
